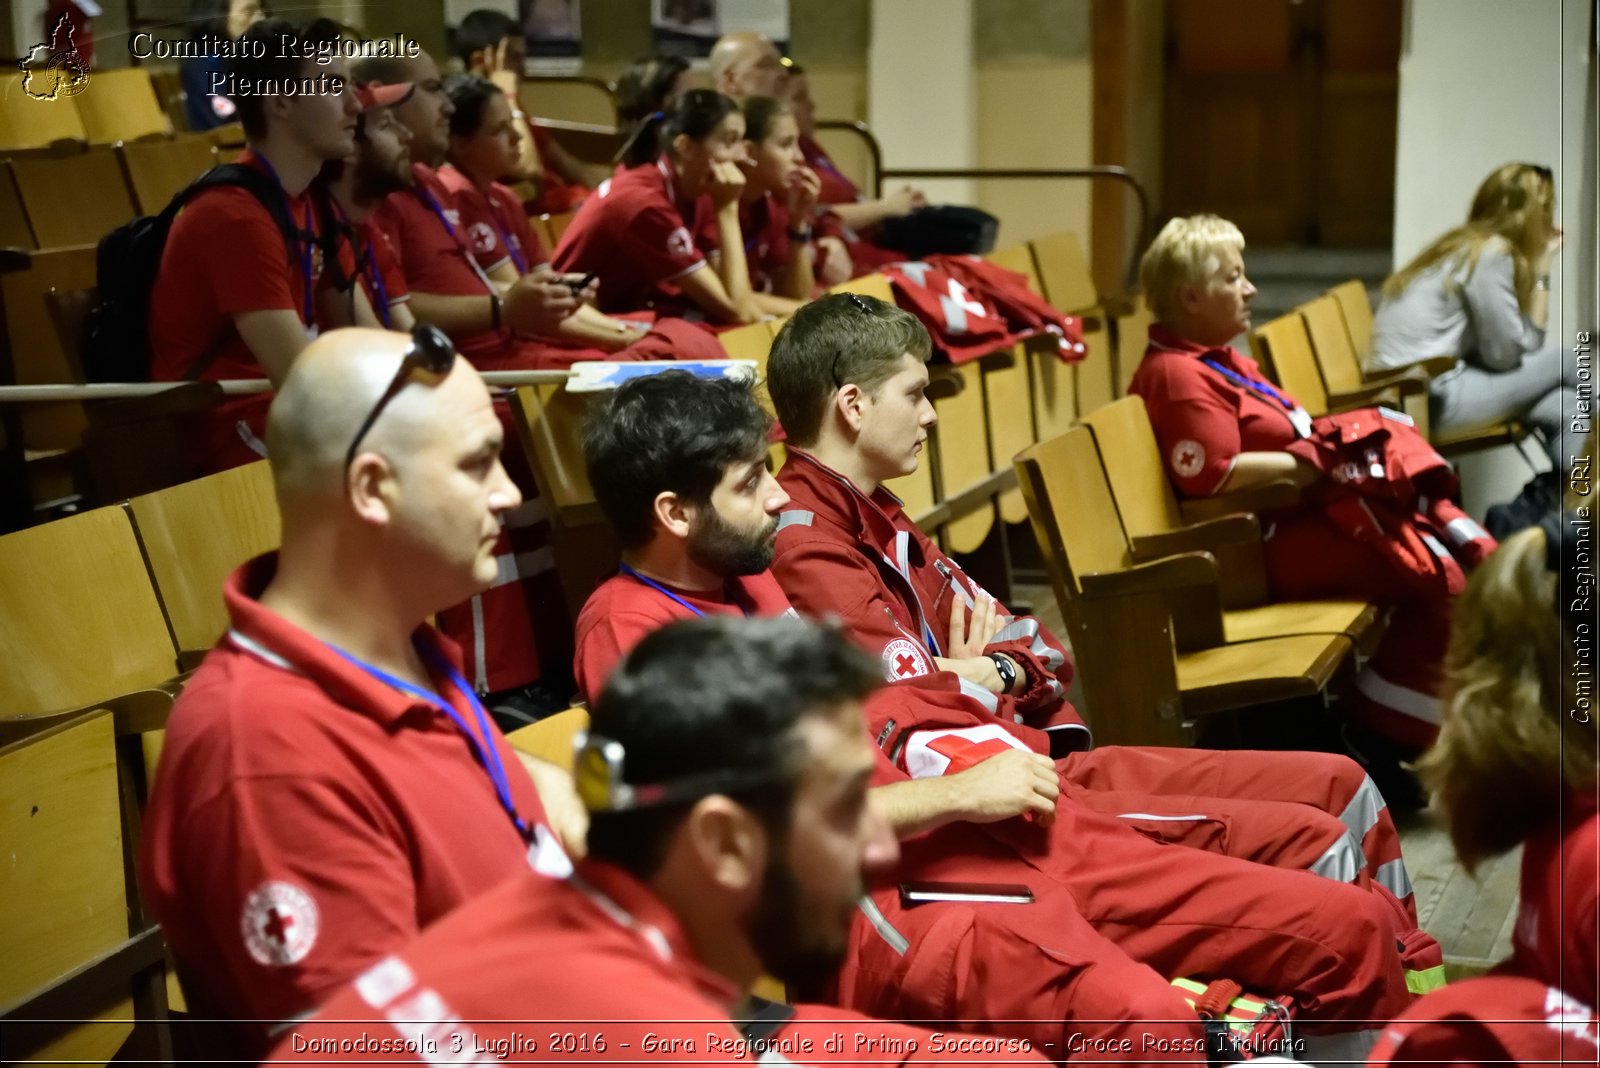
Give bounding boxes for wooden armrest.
[1178,479,1301,525]
[1365,354,1457,382]
[1079,550,1217,599]
[105,687,181,736]
[926,366,966,401]
[1099,295,1136,318]
[1080,315,1105,332]
[1325,381,1403,411]
[978,348,1018,370]
[1344,369,1431,400]
[1129,514,1260,562]
[0,247,32,274]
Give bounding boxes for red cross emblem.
[1171,439,1206,478]
[242,881,320,966]
[882,638,930,681]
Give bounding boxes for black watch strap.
[987,653,1017,694]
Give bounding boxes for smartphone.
[899,881,1035,906]
[565,272,598,292]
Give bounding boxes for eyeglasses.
[574,731,791,813]
[344,325,457,469]
[830,293,874,389]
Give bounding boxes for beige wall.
[975,58,1092,250]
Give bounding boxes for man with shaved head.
[709,30,788,100]
[139,327,584,1056]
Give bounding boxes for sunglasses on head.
[344,325,457,470]
[830,292,875,389]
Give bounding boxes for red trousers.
[1264,507,1454,748]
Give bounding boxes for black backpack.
[82,164,306,384]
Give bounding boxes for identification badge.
[1288,406,1314,439]
[1377,405,1415,426]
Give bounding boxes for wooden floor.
[1015,581,1520,975]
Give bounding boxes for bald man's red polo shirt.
[138,553,561,1046]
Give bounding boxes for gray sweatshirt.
[1370,236,1545,378]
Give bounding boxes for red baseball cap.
[354,82,414,111]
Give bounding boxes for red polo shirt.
[551,156,707,315]
[354,217,411,330]
[1508,797,1600,1007]
[138,554,559,1044]
[1127,324,1307,498]
[573,570,796,705]
[268,860,1044,1065]
[695,191,792,294]
[148,148,346,471]
[436,164,551,276]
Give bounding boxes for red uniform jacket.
[1367,976,1599,1067]
[882,257,1084,365]
[1507,797,1600,1008]
[773,449,1089,753]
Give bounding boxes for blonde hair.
[1382,163,1555,311]
[1416,526,1597,871]
[1139,214,1245,324]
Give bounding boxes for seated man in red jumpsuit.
[570,368,1430,1061]
[148,16,377,474]
[1128,214,1490,798]
[138,327,586,1057]
[270,617,1052,1068]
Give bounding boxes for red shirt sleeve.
[1134,354,1244,497]
[182,189,301,316]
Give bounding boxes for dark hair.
[742,95,790,144]
[616,53,691,126]
[586,616,878,878]
[583,370,773,549]
[443,72,500,139]
[228,17,345,139]
[452,8,517,65]
[767,293,933,446]
[619,87,738,169]
[187,0,237,42]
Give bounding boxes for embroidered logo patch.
[666,225,694,258]
[467,221,497,254]
[1171,439,1206,479]
[882,637,931,680]
[241,881,320,967]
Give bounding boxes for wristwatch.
[1534,275,1550,291]
[987,653,1017,694]
[787,226,813,242]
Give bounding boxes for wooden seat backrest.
[1030,230,1098,314]
[1328,279,1375,366]
[828,272,894,304]
[1300,294,1367,394]
[1,244,99,451]
[10,147,137,248]
[932,361,995,553]
[0,710,134,1062]
[0,72,88,151]
[73,68,174,144]
[1080,395,1185,540]
[119,135,216,214]
[505,706,589,772]
[1250,312,1330,417]
[545,211,577,244]
[1014,426,1133,599]
[125,461,280,658]
[1115,292,1153,396]
[0,505,178,716]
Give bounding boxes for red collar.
[572,859,740,1005]
[1145,322,1254,370]
[780,449,908,557]
[220,553,468,729]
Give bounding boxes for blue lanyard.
[415,183,500,296]
[619,565,754,619]
[1202,358,1297,412]
[357,236,392,329]
[485,195,529,274]
[332,641,532,842]
[252,152,316,325]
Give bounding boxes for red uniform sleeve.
[1136,356,1244,497]
[170,772,418,1023]
[572,609,675,706]
[180,189,300,317]
[626,203,706,283]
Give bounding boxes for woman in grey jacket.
[1371,163,1574,467]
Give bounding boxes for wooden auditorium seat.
[1081,395,1384,654]
[1114,291,1154,396]
[979,245,1042,526]
[0,72,89,151]
[927,361,995,554]
[1015,425,1353,747]
[1299,294,1432,432]
[118,134,217,214]
[1249,310,1410,419]
[1029,230,1116,420]
[506,706,589,771]
[8,145,137,248]
[72,68,174,145]
[125,461,281,670]
[545,211,577,245]
[1322,282,1521,457]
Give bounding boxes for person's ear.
[348,453,398,526]
[683,796,766,895]
[652,489,693,540]
[834,382,868,435]
[671,131,694,161]
[1176,280,1204,317]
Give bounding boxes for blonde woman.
[1416,518,1597,1006]
[1372,163,1576,466]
